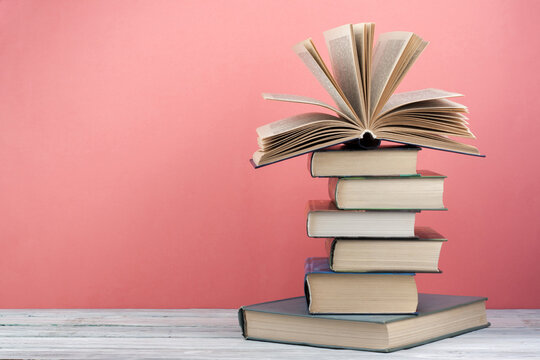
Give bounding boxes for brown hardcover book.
[326,227,446,272]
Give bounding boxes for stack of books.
[241,23,488,352]
[239,146,489,352]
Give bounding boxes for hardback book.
[326,227,446,272]
[304,257,418,314]
[306,200,416,238]
[239,294,489,352]
[329,170,446,210]
[251,23,481,167]
[309,145,420,177]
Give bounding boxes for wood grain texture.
[0,309,538,359]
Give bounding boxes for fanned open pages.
[293,40,360,124]
[324,24,366,124]
[252,23,481,167]
[262,93,355,123]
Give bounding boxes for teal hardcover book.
[239,293,489,352]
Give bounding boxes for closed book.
[309,145,420,177]
[326,227,446,273]
[329,170,447,210]
[239,294,489,353]
[306,200,416,238]
[304,257,418,314]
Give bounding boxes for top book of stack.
[309,145,419,177]
[251,23,481,168]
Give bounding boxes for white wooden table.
[0,309,538,359]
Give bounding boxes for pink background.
[1,0,539,309]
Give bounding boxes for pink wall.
[0,0,538,309]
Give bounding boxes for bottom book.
[239,293,489,353]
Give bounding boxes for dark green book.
[239,293,489,353]
[328,170,447,210]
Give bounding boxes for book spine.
[303,276,312,312]
[237,307,247,338]
[304,257,316,274]
[307,153,315,177]
[325,239,337,269]
[305,211,311,237]
[328,177,338,205]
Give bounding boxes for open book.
[252,23,481,167]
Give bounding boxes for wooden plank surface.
[0,309,538,359]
